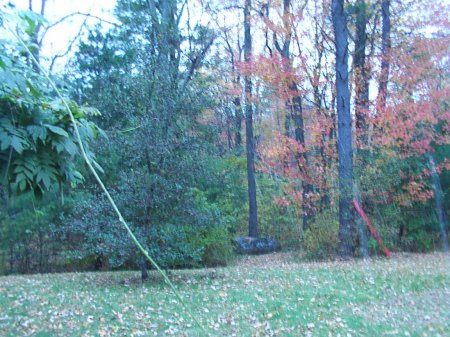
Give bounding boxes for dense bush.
[52,177,235,270]
[371,203,441,253]
[0,192,66,274]
[303,210,339,260]
[356,148,448,254]
[188,224,233,267]
[257,176,302,250]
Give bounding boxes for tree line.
[0,0,449,274]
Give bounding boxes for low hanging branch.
[6,23,209,337]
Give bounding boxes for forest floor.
[0,252,449,337]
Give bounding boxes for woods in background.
[0,0,449,274]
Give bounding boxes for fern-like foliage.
[0,10,103,197]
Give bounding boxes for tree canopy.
[0,0,449,275]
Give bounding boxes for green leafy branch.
[1,9,208,336]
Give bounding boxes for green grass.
[1,252,449,336]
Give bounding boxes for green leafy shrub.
[179,188,234,267]
[303,210,339,260]
[0,13,102,197]
[147,224,204,269]
[397,207,435,252]
[0,191,63,274]
[57,186,235,270]
[257,176,302,250]
[370,202,437,253]
[200,155,248,236]
[356,146,450,253]
[188,225,233,267]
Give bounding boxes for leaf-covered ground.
[0,252,449,336]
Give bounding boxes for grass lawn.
[0,252,449,336]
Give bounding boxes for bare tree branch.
[176,0,188,26]
[182,35,216,88]
[48,15,89,73]
[39,11,118,45]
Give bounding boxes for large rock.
[233,236,281,255]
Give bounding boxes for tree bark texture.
[291,95,313,230]
[244,0,258,237]
[353,0,369,255]
[378,0,391,111]
[233,97,243,147]
[332,0,354,258]
[354,0,369,145]
[428,153,449,251]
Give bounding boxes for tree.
[212,8,245,151]
[428,153,449,251]
[332,0,354,258]
[352,0,370,146]
[243,0,258,238]
[68,0,232,273]
[272,0,314,230]
[350,0,374,257]
[26,0,46,68]
[377,0,391,111]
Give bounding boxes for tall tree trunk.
[428,153,449,251]
[244,0,258,237]
[352,0,369,256]
[225,107,233,151]
[140,257,149,282]
[233,97,243,147]
[291,95,314,230]
[354,0,370,146]
[275,0,314,230]
[9,244,14,274]
[378,0,391,111]
[332,0,354,258]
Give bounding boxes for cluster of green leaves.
[52,0,235,270]
[355,147,447,253]
[0,11,101,197]
[303,209,339,260]
[0,191,63,274]
[0,9,105,274]
[54,186,234,270]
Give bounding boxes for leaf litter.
[0,252,449,336]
